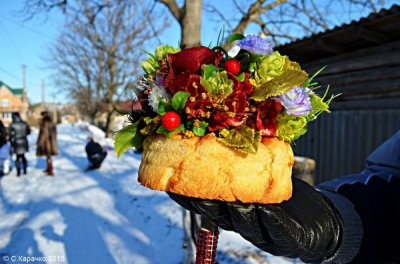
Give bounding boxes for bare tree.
[48,0,166,135]
[158,0,391,48]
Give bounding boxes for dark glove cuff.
[319,189,363,264]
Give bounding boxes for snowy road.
[0,124,298,264]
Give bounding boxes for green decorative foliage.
[171,91,190,113]
[200,70,234,99]
[193,121,208,137]
[251,55,308,100]
[219,125,257,151]
[141,46,179,77]
[140,116,161,136]
[276,114,308,143]
[227,33,245,44]
[303,66,326,88]
[156,124,185,138]
[236,72,245,82]
[254,51,286,83]
[237,131,261,154]
[141,60,158,76]
[114,120,143,158]
[155,45,180,59]
[143,116,153,125]
[203,64,221,79]
[158,100,173,116]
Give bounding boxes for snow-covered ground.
[0,123,300,264]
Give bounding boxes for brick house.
[0,81,29,126]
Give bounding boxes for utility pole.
[22,64,26,92]
[21,64,27,119]
[41,79,45,104]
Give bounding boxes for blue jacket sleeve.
[318,131,400,263]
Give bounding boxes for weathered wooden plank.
[301,40,400,68]
[295,109,400,183]
[314,66,400,86]
[330,97,400,110]
[304,51,400,75]
[330,78,400,95]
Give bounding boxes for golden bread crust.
[138,134,294,204]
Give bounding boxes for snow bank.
[0,124,300,264]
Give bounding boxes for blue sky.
[0,0,397,104]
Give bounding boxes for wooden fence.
[293,109,400,184]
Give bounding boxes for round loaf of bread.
[138,134,294,204]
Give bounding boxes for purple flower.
[276,86,311,116]
[237,35,273,55]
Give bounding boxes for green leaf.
[114,121,140,158]
[216,25,225,47]
[237,131,261,154]
[219,125,255,148]
[251,58,308,100]
[131,132,144,149]
[203,64,220,79]
[143,116,153,125]
[228,33,245,44]
[156,124,185,138]
[158,100,173,116]
[171,91,190,112]
[139,48,157,60]
[193,121,208,137]
[200,70,234,99]
[303,66,326,88]
[310,94,330,114]
[236,72,245,82]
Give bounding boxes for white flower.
[227,44,241,58]
[148,84,171,113]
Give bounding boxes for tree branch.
[158,0,182,22]
[225,0,288,48]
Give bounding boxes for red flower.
[165,47,223,94]
[251,99,283,136]
[169,46,223,74]
[167,73,203,95]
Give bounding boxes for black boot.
[16,159,21,177]
[22,155,27,175]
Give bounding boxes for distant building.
[30,102,64,127]
[0,81,29,126]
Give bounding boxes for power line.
[0,21,24,62]
[2,16,55,40]
[0,66,41,88]
[0,66,22,82]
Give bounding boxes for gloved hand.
[169,178,342,263]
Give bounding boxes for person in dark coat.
[85,137,107,170]
[36,111,57,176]
[0,119,12,176]
[169,129,400,263]
[9,112,31,176]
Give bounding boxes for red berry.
[224,59,241,75]
[162,111,181,131]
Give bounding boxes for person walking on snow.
[9,112,31,177]
[0,119,12,176]
[36,111,58,176]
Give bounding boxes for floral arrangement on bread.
[114,34,335,204]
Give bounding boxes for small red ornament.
[224,59,241,75]
[162,111,181,131]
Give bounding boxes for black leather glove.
[169,178,342,263]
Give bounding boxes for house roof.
[276,5,400,63]
[0,81,24,96]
